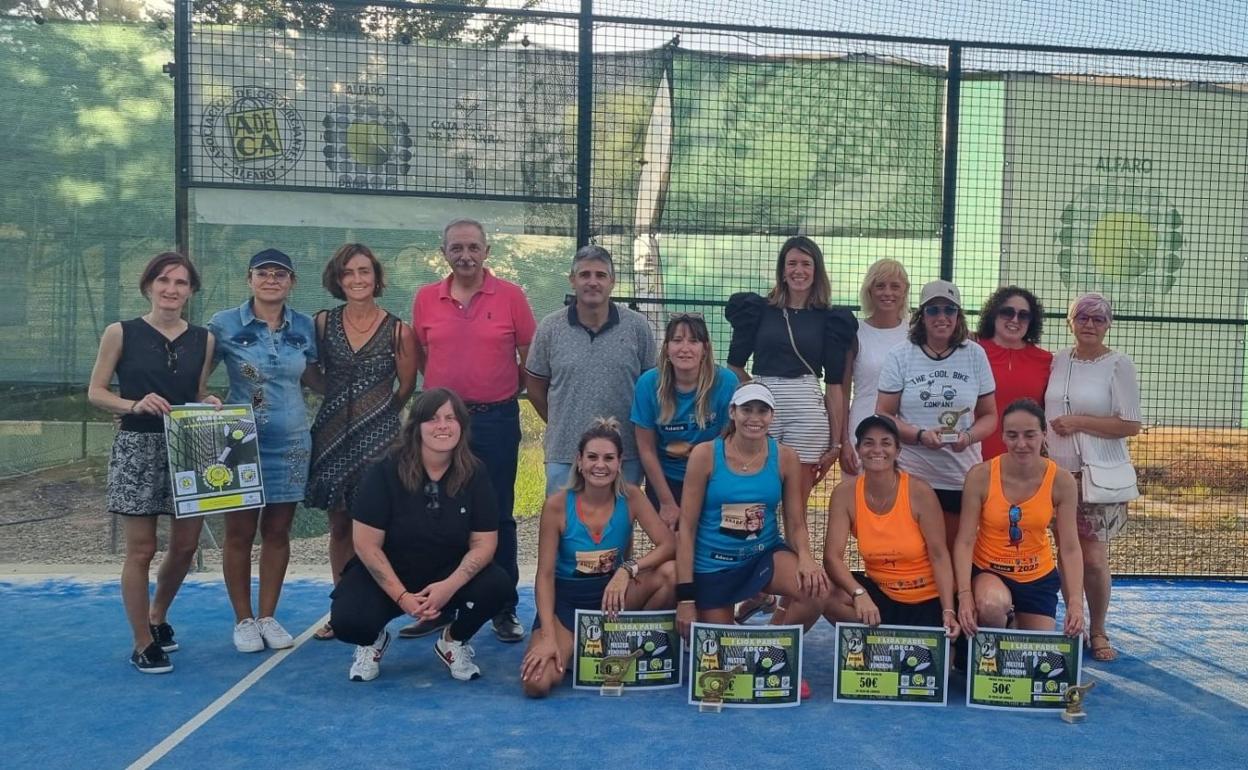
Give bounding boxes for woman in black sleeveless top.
[88,252,219,674]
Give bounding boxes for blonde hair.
[657,316,717,428]
[568,417,627,497]
[859,259,910,318]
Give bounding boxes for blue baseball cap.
[248,248,295,274]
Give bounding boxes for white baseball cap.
[730,382,777,409]
[918,279,962,308]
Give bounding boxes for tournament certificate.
[687,623,804,708]
[833,623,950,706]
[572,610,682,690]
[966,628,1083,711]
[164,404,265,517]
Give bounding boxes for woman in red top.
[955,399,1085,636]
[788,415,958,638]
[976,286,1053,460]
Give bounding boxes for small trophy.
[936,408,971,444]
[697,665,745,713]
[598,649,644,697]
[1061,681,1095,724]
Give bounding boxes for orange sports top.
[855,472,939,603]
[973,457,1057,583]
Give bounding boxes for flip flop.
[734,594,777,624]
[312,622,335,641]
[1088,632,1117,662]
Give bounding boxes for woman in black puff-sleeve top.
[725,236,858,501]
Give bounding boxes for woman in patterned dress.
[306,244,418,639]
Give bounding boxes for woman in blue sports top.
[675,382,830,640]
[520,418,676,698]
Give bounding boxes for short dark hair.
[322,243,385,300]
[139,252,201,297]
[977,285,1044,344]
[854,414,901,446]
[1002,398,1047,432]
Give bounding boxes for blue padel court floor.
[3,577,1246,769]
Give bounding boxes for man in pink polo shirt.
[405,218,537,643]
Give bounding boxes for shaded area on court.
[2,579,1245,769]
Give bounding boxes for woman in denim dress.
[205,249,318,653]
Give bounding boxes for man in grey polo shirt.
[527,245,656,495]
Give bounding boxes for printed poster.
[164,404,264,517]
[966,628,1083,711]
[833,623,951,706]
[687,622,803,708]
[572,610,682,690]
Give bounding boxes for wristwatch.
[621,559,640,580]
[851,587,866,600]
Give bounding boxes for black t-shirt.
[350,456,498,580]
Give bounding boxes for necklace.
[864,475,899,514]
[923,343,953,360]
[343,306,381,335]
[729,438,767,471]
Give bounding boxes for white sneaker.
[435,632,481,681]
[349,630,391,682]
[256,616,294,650]
[233,618,264,653]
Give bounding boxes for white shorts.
[753,374,829,464]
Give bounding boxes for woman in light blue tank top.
[521,419,676,699]
[675,382,831,641]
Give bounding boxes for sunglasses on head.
[997,307,1032,323]
[668,312,705,322]
[1008,505,1023,546]
[923,304,959,317]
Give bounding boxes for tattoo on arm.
[455,554,483,581]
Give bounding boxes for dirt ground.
[2,452,1245,577]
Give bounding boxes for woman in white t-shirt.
[1044,292,1141,663]
[877,279,997,553]
[839,259,911,477]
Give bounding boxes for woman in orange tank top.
[788,415,959,638]
[954,399,1085,637]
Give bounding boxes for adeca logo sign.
[200,86,305,182]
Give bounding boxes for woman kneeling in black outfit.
[331,387,511,683]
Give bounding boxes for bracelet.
[128,400,138,414]
[957,589,972,596]
[915,429,925,444]
[676,581,696,601]
[396,590,410,604]
[677,599,696,605]
[942,609,956,616]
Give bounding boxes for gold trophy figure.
[1061,681,1095,724]
[598,648,644,697]
[698,665,745,713]
[936,407,971,444]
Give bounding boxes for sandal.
[312,622,335,641]
[734,594,777,624]
[1088,632,1117,662]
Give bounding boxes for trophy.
[936,408,971,444]
[598,649,644,697]
[1061,681,1095,723]
[697,665,745,713]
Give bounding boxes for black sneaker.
[150,622,178,653]
[131,641,173,674]
[492,610,526,643]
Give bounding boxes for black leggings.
[330,559,511,646]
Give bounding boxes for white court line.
[127,613,330,770]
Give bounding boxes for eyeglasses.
[923,304,959,317]
[424,480,440,511]
[1008,505,1023,546]
[997,307,1032,323]
[164,341,178,373]
[253,268,292,282]
[1073,314,1109,327]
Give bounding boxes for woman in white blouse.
[1044,293,1141,662]
[839,259,910,477]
